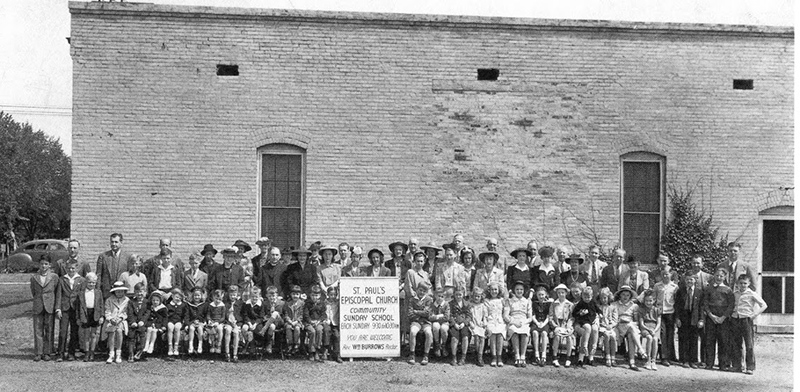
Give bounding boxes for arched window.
[258,143,305,250]
[620,151,666,264]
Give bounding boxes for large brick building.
[68,2,793,329]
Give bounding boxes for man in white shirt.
[581,245,607,293]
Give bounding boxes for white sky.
[0,0,794,155]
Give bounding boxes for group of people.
[28,233,765,375]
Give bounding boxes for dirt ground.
[0,274,794,392]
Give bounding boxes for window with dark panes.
[260,147,304,251]
[621,154,664,264]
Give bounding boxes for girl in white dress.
[484,283,507,367]
[549,283,574,367]
[468,287,488,367]
[505,281,533,367]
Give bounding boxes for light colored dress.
[598,303,618,339]
[103,296,130,336]
[506,296,532,336]
[485,297,507,338]
[549,299,574,338]
[469,301,488,337]
[613,300,639,337]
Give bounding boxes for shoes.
[575,361,584,368]
[629,363,639,371]
[521,359,527,368]
[477,357,485,367]
[232,356,239,363]
[497,359,503,368]
[553,360,561,368]
[434,348,441,357]
[451,358,458,366]
[606,358,612,367]
[442,348,449,358]
[745,370,754,375]
[704,365,715,370]
[42,355,51,361]
[730,367,743,373]
[56,355,63,362]
[650,362,658,371]
[33,355,41,362]
[115,351,122,364]
[421,356,429,366]
[106,354,114,364]
[564,360,571,368]
[661,360,671,367]
[336,357,343,363]
[490,359,497,367]
[538,358,545,367]
[67,354,76,361]
[514,359,521,368]
[407,356,416,365]
[128,355,134,363]
[188,347,195,355]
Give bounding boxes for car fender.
[7,252,34,273]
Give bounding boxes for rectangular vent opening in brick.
[217,64,239,76]
[477,68,499,81]
[733,79,753,90]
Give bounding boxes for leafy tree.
[661,187,728,275]
[0,111,71,244]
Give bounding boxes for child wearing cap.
[103,281,130,363]
[407,281,434,365]
[484,282,507,367]
[448,286,471,366]
[223,285,244,362]
[549,283,574,367]
[260,286,284,355]
[126,283,150,362]
[185,287,206,355]
[282,285,305,355]
[304,285,328,361]
[468,286,488,366]
[505,281,533,367]
[530,285,552,366]
[78,272,104,362]
[166,288,188,357]
[143,291,167,356]
[613,285,647,370]
[205,289,227,354]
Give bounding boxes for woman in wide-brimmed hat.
[420,241,442,275]
[387,241,408,277]
[199,244,218,274]
[506,248,533,299]
[363,248,391,277]
[283,246,318,298]
[474,251,507,298]
[559,253,588,291]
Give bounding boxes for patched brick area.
[69,2,793,264]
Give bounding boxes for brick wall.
[68,2,793,266]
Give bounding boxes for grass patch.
[387,376,414,385]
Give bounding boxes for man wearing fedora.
[198,244,218,274]
[251,237,271,284]
[208,246,245,293]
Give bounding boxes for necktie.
[591,263,597,283]
[687,288,693,310]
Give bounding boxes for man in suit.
[144,238,184,279]
[55,259,85,361]
[581,245,608,293]
[599,248,627,293]
[258,247,285,295]
[31,255,59,361]
[96,233,132,299]
[251,237,271,284]
[149,249,184,295]
[209,246,246,294]
[53,239,92,278]
[183,253,208,293]
[686,255,713,289]
[676,272,704,368]
[718,242,757,290]
[620,256,649,294]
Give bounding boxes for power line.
[0,104,72,111]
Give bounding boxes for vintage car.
[5,239,69,272]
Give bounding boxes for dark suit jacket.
[127,298,150,331]
[77,288,105,325]
[718,260,757,290]
[183,269,208,293]
[282,262,319,297]
[209,264,245,294]
[599,263,624,293]
[55,274,85,311]
[96,250,132,296]
[148,264,184,293]
[30,272,59,314]
[675,284,704,326]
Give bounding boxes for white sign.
[339,277,400,358]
